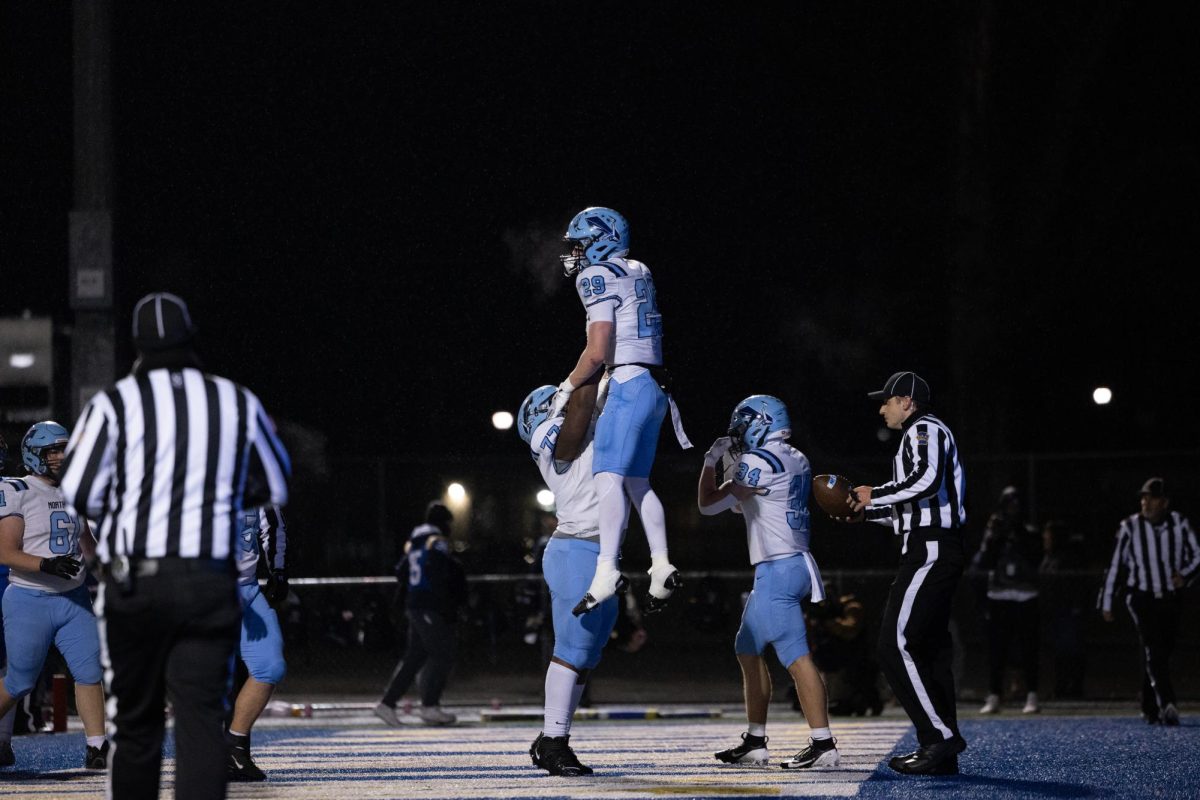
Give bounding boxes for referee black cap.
[867,371,931,403]
[1139,477,1167,498]
[133,292,196,352]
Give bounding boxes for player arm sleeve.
[260,505,287,573]
[59,394,118,520]
[241,393,291,509]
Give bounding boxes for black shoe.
[0,741,14,768]
[891,755,958,775]
[530,733,594,776]
[889,735,966,775]
[780,737,839,769]
[85,740,110,769]
[228,746,267,781]
[714,733,770,766]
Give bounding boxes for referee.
[847,371,968,776]
[60,292,291,800]
[1100,477,1199,726]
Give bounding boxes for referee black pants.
[1124,591,1182,719]
[381,609,457,708]
[98,563,241,800]
[877,531,964,747]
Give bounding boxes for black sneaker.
[85,740,110,769]
[529,733,594,776]
[228,746,267,781]
[781,737,839,769]
[715,733,770,766]
[889,735,966,775]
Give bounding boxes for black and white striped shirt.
[1100,510,1200,612]
[865,411,967,540]
[59,367,291,563]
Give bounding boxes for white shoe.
[647,562,680,600]
[979,694,1001,714]
[1022,692,1040,714]
[374,703,402,727]
[418,705,457,726]
[572,562,627,616]
[780,737,840,769]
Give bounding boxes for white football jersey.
[575,257,663,367]
[731,439,813,566]
[0,476,86,593]
[529,417,599,538]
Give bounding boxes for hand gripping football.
[812,474,856,519]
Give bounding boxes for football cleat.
[644,565,682,615]
[530,733,594,776]
[228,746,267,782]
[780,737,839,769]
[84,740,110,770]
[715,733,770,766]
[979,694,1000,714]
[572,563,628,616]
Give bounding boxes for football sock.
[543,662,578,737]
[625,478,669,559]
[747,722,766,738]
[86,735,106,749]
[594,472,628,564]
[810,727,832,741]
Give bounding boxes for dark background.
[3,3,1198,566]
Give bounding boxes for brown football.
[812,473,855,518]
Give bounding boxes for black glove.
[40,555,83,580]
[265,571,289,605]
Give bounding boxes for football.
[812,473,856,518]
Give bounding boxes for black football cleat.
[228,746,267,781]
[644,569,682,615]
[780,737,839,769]
[714,733,770,766]
[85,740,110,769]
[571,574,629,616]
[530,733,594,776]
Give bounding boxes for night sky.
[4,2,1199,462]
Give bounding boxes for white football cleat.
[572,562,627,616]
[979,694,1001,714]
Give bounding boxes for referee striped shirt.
[59,367,291,563]
[865,411,967,541]
[1100,510,1200,612]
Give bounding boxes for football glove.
[548,377,575,420]
[40,555,83,580]
[703,436,733,468]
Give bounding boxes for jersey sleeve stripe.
[748,449,785,473]
[585,296,622,308]
[596,262,628,277]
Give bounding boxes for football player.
[520,374,620,777]
[0,422,110,770]
[698,396,839,770]
[551,207,691,616]
[227,505,289,781]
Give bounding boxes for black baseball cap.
[1139,477,1167,498]
[132,292,196,351]
[867,371,931,403]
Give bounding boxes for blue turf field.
[2,712,1196,798]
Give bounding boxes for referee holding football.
[847,371,968,776]
[60,292,291,800]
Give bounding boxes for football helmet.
[727,395,791,453]
[560,206,630,276]
[21,420,70,476]
[518,385,558,444]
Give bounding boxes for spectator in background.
[972,486,1042,714]
[1099,477,1199,725]
[804,586,882,717]
[374,501,467,727]
[1039,520,1087,698]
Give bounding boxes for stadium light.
[1092,387,1113,406]
[8,353,35,369]
[536,489,555,508]
[492,411,514,430]
[446,482,467,504]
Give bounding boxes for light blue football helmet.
[560,206,630,276]
[21,420,70,476]
[727,395,791,453]
[518,385,559,444]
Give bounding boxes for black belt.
[102,556,233,581]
